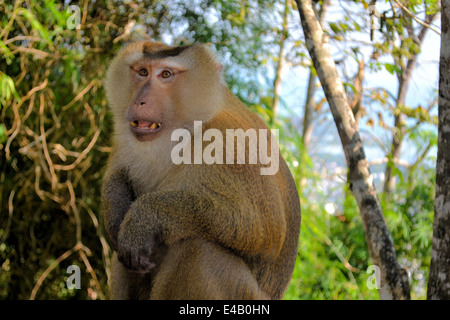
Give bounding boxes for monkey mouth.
[129,120,163,141]
[130,120,162,131]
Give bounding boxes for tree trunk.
[427,1,450,300]
[295,0,410,299]
[302,0,329,152]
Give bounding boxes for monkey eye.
[160,70,173,79]
[138,68,149,77]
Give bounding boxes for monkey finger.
[133,257,156,274]
[136,247,156,272]
[117,246,155,273]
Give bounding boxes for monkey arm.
[116,188,286,273]
[102,169,135,250]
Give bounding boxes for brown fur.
[102,41,301,299]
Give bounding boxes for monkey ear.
[214,63,225,84]
[215,63,223,73]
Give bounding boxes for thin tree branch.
[392,0,441,35]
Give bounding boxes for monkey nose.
[139,101,146,106]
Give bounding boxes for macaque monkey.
[102,41,301,300]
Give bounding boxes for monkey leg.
[150,238,268,300]
[109,252,131,299]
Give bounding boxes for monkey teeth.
[130,121,162,130]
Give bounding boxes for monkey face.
[126,59,186,142]
[105,41,225,143]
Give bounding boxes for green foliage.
[0,0,118,299]
[380,169,435,299]
[284,183,379,299]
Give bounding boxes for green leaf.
[0,41,14,65]
[45,0,68,27]
[0,123,6,143]
[392,166,404,184]
[17,8,51,43]
[344,82,356,93]
[0,72,20,107]
[329,22,340,34]
[384,63,394,75]
[384,63,401,75]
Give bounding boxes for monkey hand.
[116,210,159,274]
